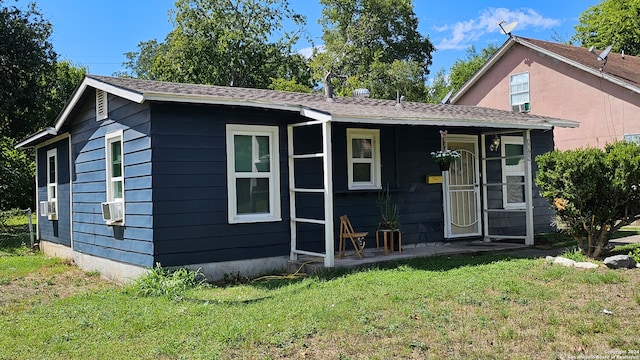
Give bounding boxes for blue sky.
[15,0,596,83]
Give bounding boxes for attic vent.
[96,89,108,120]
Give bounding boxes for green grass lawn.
[1,247,639,359]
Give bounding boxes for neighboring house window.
[501,136,525,209]
[624,134,640,144]
[226,124,281,224]
[46,149,57,216]
[347,128,381,190]
[510,72,530,111]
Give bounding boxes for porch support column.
[322,121,335,267]
[523,130,534,245]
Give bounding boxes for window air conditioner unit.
[101,201,124,223]
[39,200,57,220]
[511,103,530,113]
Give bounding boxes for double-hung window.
[347,128,381,190]
[105,131,124,203]
[226,124,281,224]
[510,72,530,111]
[46,149,58,217]
[501,136,525,209]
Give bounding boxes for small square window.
[347,129,381,190]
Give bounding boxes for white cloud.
[297,45,325,59]
[434,7,561,50]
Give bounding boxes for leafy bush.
[629,248,640,263]
[131,263,204,300]
[536,141,640,258]
[0,137,35,210]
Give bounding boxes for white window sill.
[229,216,282,224]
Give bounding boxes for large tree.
[0,1,57,140]
[312,0,434,101]
[448,44,499,94]
[120,0,313,90]
[572,0,640,55]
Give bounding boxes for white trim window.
[501,136,525,209]
[105,131,125,224]
[226,124,281,224]
[347,128,381,190]
[509,72,530,110]
[624,134,640,144]
[46,149,58,216]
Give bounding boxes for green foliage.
[448,44,499,93]
[0,137,34,210]
[535,141,640,258]
[572,0,640,56]
[312,0,433,101]
[425,44,499,104]
[560,247,588,262]
[629,247,640,263]
[0,1,57,140]
[131,263,204,300]
[375,184,400,230]
[267,77,312,93]
[120,0,313,90]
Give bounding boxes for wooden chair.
[338,215,368,259]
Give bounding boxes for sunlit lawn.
[1,244,640,359]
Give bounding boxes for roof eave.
[14,127,58,149]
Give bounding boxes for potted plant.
[376,185,400,230]
[431,129,461,171]
[431,149,461,171]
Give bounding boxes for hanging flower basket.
[431,149,461,172]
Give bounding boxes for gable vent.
[96,89,108,120]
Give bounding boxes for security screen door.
[443,135,481,238]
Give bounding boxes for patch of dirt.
[0,266,115,311]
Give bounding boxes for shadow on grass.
[250,252,529,291]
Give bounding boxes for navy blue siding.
[331,124,445,247]
[37,138,71,246]
[70,93,154,267]
[150,103,294,266]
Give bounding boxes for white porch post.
[480,133,490,242]
[287,125,297,261]
[322,121,335,267]
[523,129,534,245]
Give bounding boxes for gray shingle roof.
[86,75,577,130]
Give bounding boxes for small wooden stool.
[376,229,402,255]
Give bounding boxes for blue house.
[16,75,577,282]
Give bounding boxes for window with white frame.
[624,134,640,144]
[46,149,57,212]
[501,136,525,208]
[510,72,530,110]
[347,128,381,190]
[226,124,281,223]
[105,131,124,203]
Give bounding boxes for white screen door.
[443,135,481,238]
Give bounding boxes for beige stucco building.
[451,36,640,150]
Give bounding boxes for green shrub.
[536,141,640,258]
[131,263,204,300]
[629,248,640,263]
